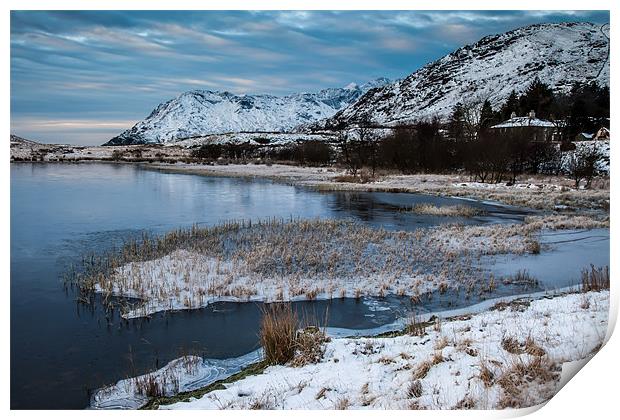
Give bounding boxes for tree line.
[189,79,608,186]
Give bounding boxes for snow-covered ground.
[93,215,607,319]
[10,140,191,162]
[93,291,607,410]
[172,132,337,148]
[164,291,609,410]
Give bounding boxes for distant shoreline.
[144,162,610,213]
[10,136,610,213]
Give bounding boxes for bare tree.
[565,145,602,188]
[356,122,379,178]
[336,130,358,176]
[460,97,495,140]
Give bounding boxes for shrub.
[191,144,224,160]
[291,141,332,165]
[111,149,125,161]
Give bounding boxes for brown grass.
[412,352,443,380]
[411,203,486,218]
[496,357,559,408]
[71,218,495,316]
[407,380,423,398]
[501,335,546,357]
[581,265,610,292]
[260,303,298,365]
[291,326,328,367]
[260,303,329,367]
[134,373,169,398]
[453,396,476,409]
[334,397,350,410]
[504,270,538,287]
[501,336,523,354]
[405,313,426,337]
[525,239,541,255]
[478,362,495,388]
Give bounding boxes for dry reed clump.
[496,357,560,408]
[247,391,276,410]
[453,396,476,409]
[131,355,200,399]
[412,352,443,380]
[581,265,610,292]
[411,203,486,218]
[501,335,546,357]
[134,373,170,398]
[259,303,329,367]
[524,239,541,254]
[407,380,423,398]
[524,214,609,231]
[404,313,426,337]
[334,397,350,410]
[260,303,298,365]
[291,326,328,367]
[504,270,538,287]
[478,362,495,388]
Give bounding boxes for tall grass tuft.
[260,303,298,365]
[581,265,610,292]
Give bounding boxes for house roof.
[491,116,556,129]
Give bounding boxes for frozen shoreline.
[91,290,609,410]
[146,162,610,212]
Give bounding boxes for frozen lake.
[10,162,607,408]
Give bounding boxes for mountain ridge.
[314,22,609,130]
[105,78,391,145]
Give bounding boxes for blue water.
[9,162,589,409]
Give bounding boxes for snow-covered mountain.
[105,78,390,145]
[315,22,609,129]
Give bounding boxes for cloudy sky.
[11,10,609,145]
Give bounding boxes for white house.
[491,111,558,142]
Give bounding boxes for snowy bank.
[158,291,609,410]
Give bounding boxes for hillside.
[105,78,390,145]
[314,22,609,129]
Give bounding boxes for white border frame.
[3,2,616,419]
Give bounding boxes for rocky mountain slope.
[10,134,40,146]
[314,22,609,129]
[105,78,390,145]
